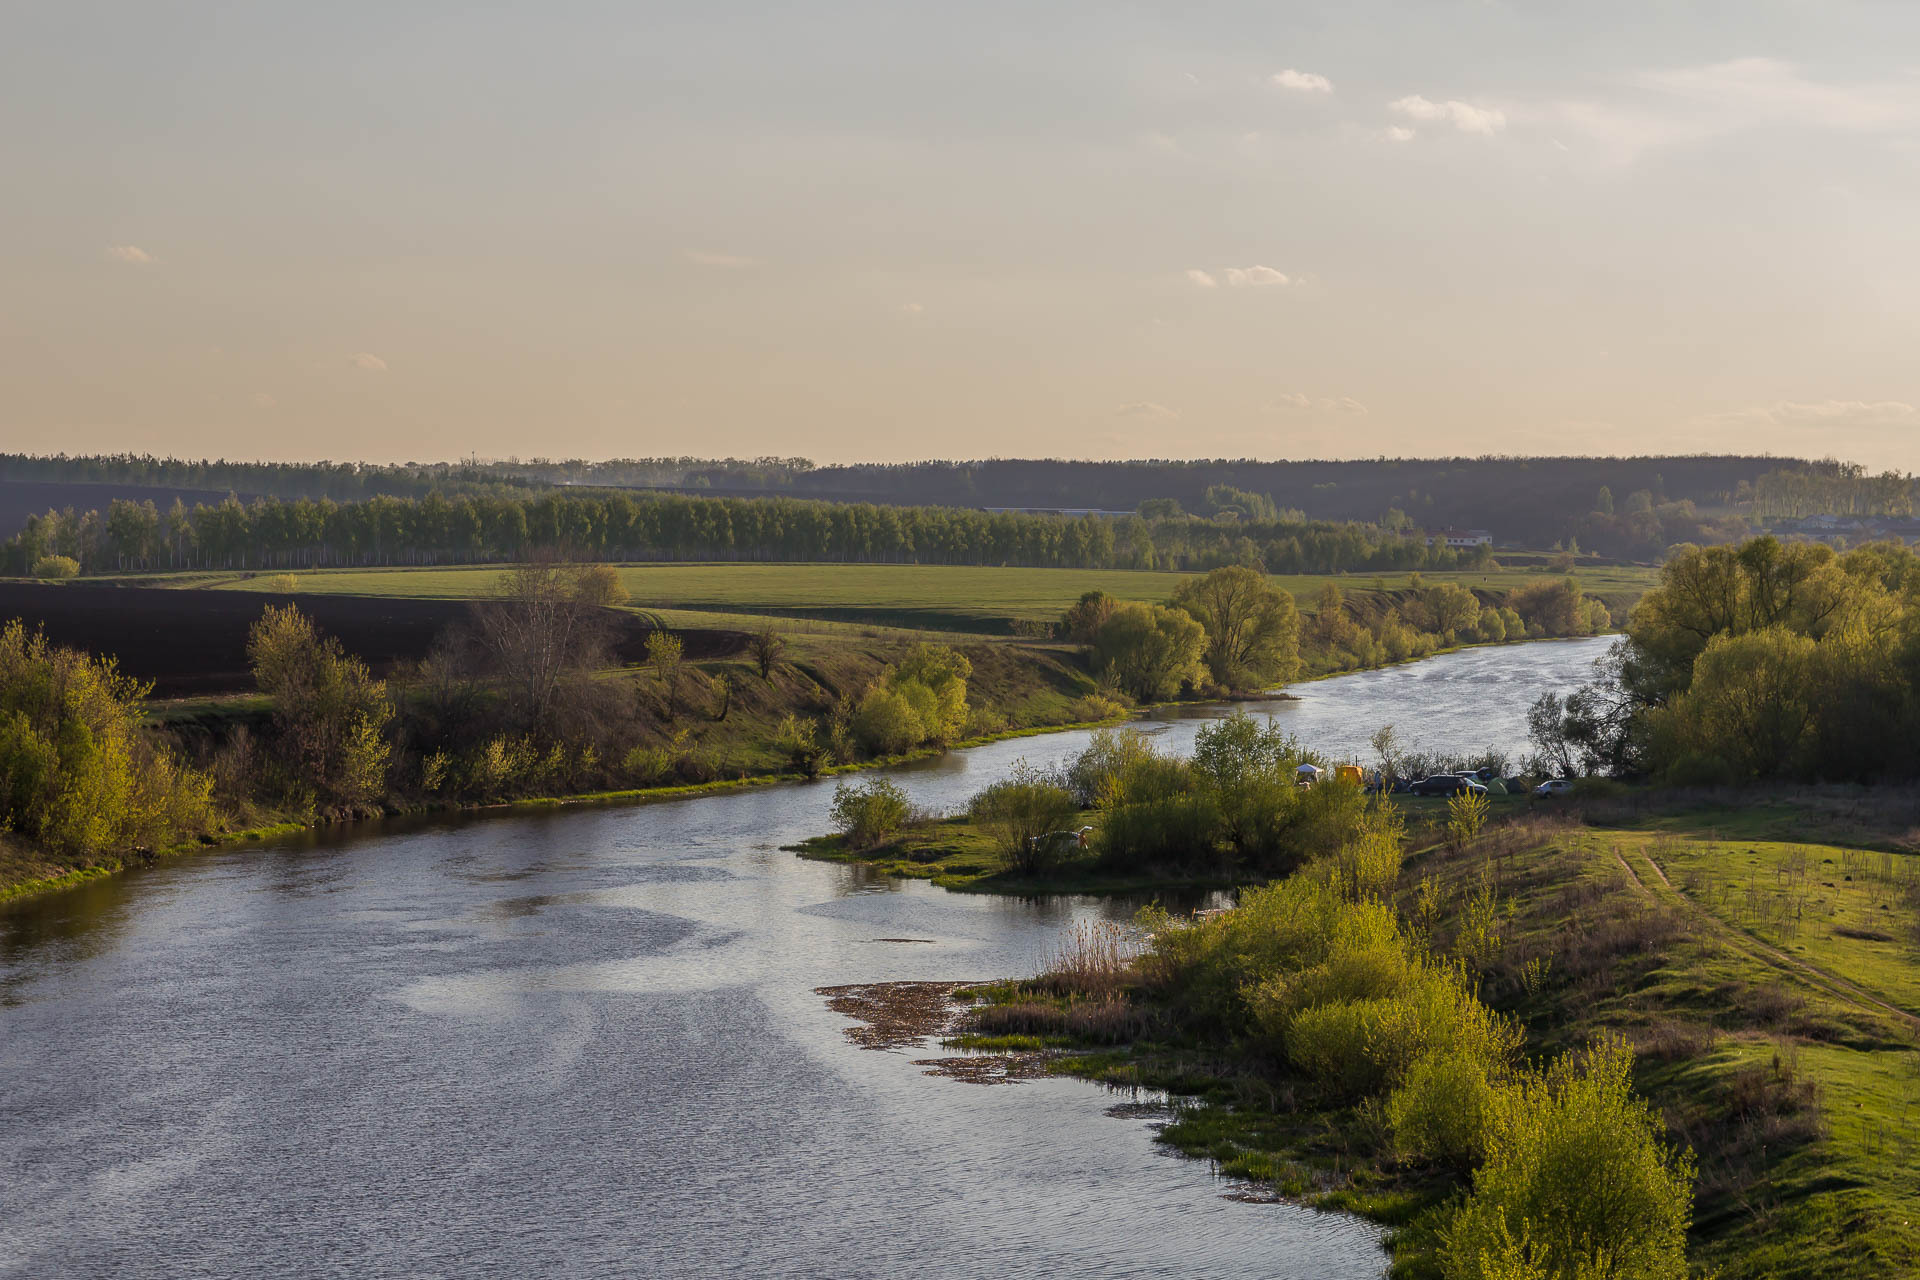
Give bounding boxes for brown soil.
[816,981,976,1051]
[0,582,745,696]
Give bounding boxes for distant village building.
[979,507,1135,519]
[1423,528,1493,549]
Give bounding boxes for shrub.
[1442,1036,1695,1280]
[1090,602,1206,701]
[1389,1049,1503,1170]
[1448,789,1491,849]
[0,621,216,855]
[1282,966,1519,1099]
[851,643,973,756]
[776,714,830,777]
[969,763,1081,874]
[1317,810,1406,902]
[1095,789,1221,871]
[247,604,393,813]
[852,685,923,756]
[31,554,79,580]
[569,562,629,607]
[1065,727,1159,807]
[266,573,298,593]
[829,778,911,848]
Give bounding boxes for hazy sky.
[6,2,1920,469]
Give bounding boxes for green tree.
[1090,602,1206,701]
[1442,1036,1694,1280]
[1171,565,1301,690]
[0,621,214,855]
[247,604,393,812]
[969,762,1082,874]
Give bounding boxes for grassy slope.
[964,795,1920,1278]
[170,561,1659,633]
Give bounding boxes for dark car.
[1408,774,1488,797]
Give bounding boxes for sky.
[4,1,1920,470]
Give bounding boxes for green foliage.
[829,778,911,848]
[1281,970,1518,1100]
[247,604,393,813]
[645,630,685,716]
[1062,589,1119,643]
[0,620,214,855]
[1442,1036,1695,1280]
[570,561,629,606]
[1171,565,1302,691]
[853,643,972,755]
[30,554,78,580]
[1064,726,1158,807]
[775,714,830,776]
[1448,789,1491,848]
[968,762,1082,874]
[1549,535,1920,782]
[1389,1048,1504,1170]
[1090,601,1207,700]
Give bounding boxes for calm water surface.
[0,637,1609,1279]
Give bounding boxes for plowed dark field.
[0,584,742,697]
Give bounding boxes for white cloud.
[685,249,756,268]
[1714,399,1919,428]
[1184,268,1220,288]
[1224,265,1290,287]
[1271,69,1332,94]
[1390,95,1506,135]
[1269,392,1367,415]
[350,352,388,372]
[1114,401,1179,419]
[1384,125,1416,143]
[105,244,153,264]
[1545,59,1920,163]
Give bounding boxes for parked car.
[1408,774,1487,797]
[1533,778,1575,797]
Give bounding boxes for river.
[0,637,1610,1279]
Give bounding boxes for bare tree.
[470,558,612,734]
[748,623,787,680]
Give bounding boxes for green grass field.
[180,561,1660,634]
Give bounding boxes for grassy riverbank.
[946,791,1920,1278]
[787,817,1250,897]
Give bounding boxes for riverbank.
[4,623,1603,908]
[785,817,1255,898]
[928,791,1920,1279]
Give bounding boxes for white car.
[1533,778,1575,797]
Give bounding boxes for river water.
[0,637,1609,1279]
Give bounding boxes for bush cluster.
[1070,716,1372,875]
[0,621,214,856]
[829,778,911,848]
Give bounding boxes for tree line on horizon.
[0,489,1500,577]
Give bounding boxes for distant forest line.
[0,452,1912,570]
[3,489,1498,576]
